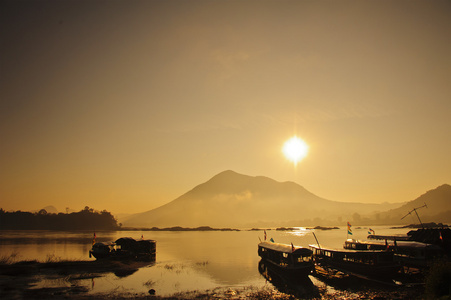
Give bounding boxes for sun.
[282,136,309,165]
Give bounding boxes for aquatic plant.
[44,254,61,263]
[143,279,156,287]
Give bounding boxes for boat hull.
[261,257,314,277]
[89,238,156,261]
[315,256,400,278]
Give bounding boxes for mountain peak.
[202,170,289,193]
[209,170,244,181]
[196,170,266,195]
[382,184,451,224]
[417,184,451,201]
[215,170,239,176]
[436,184,451,191]
[209,170,280,183]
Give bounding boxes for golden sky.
[1,0,450,214]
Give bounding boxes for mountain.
[32,205,59,214]
[43,205,59,214]
[376,184,451,225]
[123,170,402,228]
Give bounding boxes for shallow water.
[0,226,410,297]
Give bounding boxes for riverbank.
[0,259,154,299]
[52,285,424,300]
[0,259,426,299]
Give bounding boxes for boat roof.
[345,239,442,249]
[309,244,393,254]
[259,241,312,255]
[115,237,137,243]
[92,242,111,246]
[367,234,410,241]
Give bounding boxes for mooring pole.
[413,208,424,229]
[312,231,321,249]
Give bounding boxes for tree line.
[0,206,120,230]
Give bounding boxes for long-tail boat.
[309,244,401,279]
[258,241,314,277]
[344,238,444,269]
[90,237,156,261]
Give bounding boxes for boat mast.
[401,203,427,229]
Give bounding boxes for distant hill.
[123,170,403,228]
[32,205,59,214]
[42,205,59,214]
[374,184,451,225]
[31,206,79,214]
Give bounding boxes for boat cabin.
[310,244,400,277]
[90,242,114,259]
[344,239,444,268]
[258,241,313,276]
[89,237,156,260]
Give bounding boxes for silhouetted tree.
[0,208,120,230]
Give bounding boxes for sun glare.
[282,136,309,165]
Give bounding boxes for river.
[0,226,411,297]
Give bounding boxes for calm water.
[0,226,409,297]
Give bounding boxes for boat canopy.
[367,234,410,241]
[345,239,443,250]
[258,241,312,255]
[309,244,392,254]
[92,242,112,248]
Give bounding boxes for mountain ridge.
[377,184,451,224]
[123,170,415,228]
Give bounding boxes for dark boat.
[89,237,156,260]
[258,241,314,277]
[89,242,113,259]
[258,259,319,298]
[369,228,451,257]
[309,244,401,279]
[371,204,451,256]
[344,238,444,269]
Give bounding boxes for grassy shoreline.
[0,257,428,300]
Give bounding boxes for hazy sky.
[1,0,450,214]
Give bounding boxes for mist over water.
[0,226,410,296]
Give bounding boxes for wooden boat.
[89,237,156,261]
[258,241,314,277]
[258,259,318,298]
[309,244,401,278]
[369,228,451,257]
[344,238,444,269]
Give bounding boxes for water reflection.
[0,227,413,297]
[289,227,312,237]
[310,264,359,291]
[258,259,319,299]
[113,261,152,278]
